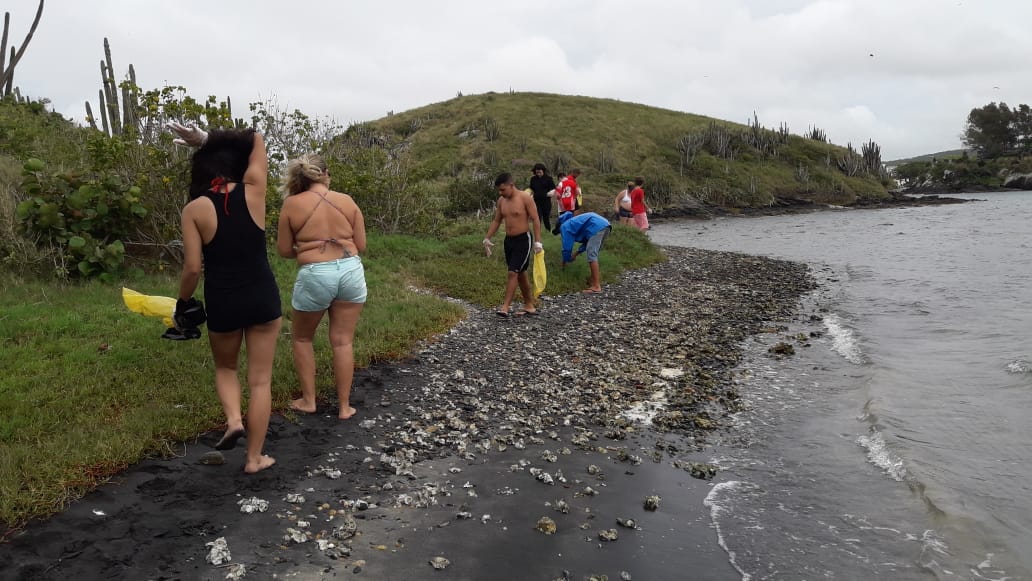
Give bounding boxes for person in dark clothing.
[528,163,556,232]
[170,122,282,474]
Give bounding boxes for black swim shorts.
[504,232,532,273]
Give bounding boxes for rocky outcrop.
[1002,173,1032,190]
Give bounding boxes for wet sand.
[0,247,813,581]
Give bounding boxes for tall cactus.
[861,139,882,175]
[0,0,44,97]
[86,37,137,137]
[101,38,122,135]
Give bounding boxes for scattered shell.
[283,528,308,544]
[643,495,661,511]
[429,556,451,570]
[205,537,231,565]
[536,516,557,535]
[658,368,684,379]
[687,462,718,480]
[284,493,305,504]
[620,571,632,581]
[587,464,601,476]
[554,499,570,514]
[224,563,246,580]
[237,497,268,514]
[598,528,619,542]
[199,451,225,465]
[332,514,358,540]
[616,517,637,529]
[325,545,351,560]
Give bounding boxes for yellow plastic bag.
[122,287,176,327]
[532,249,547,298]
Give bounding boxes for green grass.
[358,92,889,209]
[0,221,661,528]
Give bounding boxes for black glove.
[174,297,207,330]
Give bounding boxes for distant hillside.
[886,149,968,166]
[336,92,889,214]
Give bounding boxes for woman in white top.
[613,181,635,225]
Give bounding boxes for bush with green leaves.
[16,158,146,279]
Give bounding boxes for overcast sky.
[6,0,1031,160]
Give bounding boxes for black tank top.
[201,184,274,289]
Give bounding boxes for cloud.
[6,0,1032,159]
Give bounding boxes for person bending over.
[556,210,612,294]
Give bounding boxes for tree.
[1012,104,1032,157]
[962,102,1016,159]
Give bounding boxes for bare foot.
[244,454,276,474]
[338,406,357,420]
[214,426,246,450]
[290,398,317,413]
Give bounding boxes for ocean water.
[649,192,1032,580]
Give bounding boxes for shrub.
[15,158,146,279]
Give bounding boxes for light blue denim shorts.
[291,256,367,312]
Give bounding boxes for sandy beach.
[0,246,814,581]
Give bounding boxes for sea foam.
[824,313,865,364]
[1005,359,1032,374]
[857,430,907,482]
[704,481,753,581]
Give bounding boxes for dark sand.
[1,247,813,581]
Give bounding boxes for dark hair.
[188,129,256,199]
[634,176,645,186]
[532,163,547,173]
[494,172,513,187]
[570,168,581,177]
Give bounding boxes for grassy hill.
[336,91,890,214]
[886,148,968,166]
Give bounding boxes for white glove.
[166,121,209,147]
[533,241,543,253]
[482,238,494,257]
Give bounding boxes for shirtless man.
[483,172,543,317]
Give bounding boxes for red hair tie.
[210,177,230,215]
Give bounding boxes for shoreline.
[652,190,977,221]
[0,246,814,581]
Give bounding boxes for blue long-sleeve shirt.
[559,212,611,262]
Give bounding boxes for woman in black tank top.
[171,124,282,474]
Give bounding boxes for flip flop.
[496,310,511,318]
[581,289,602,294]
[513,310,540,316]
[214,428,246,451]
